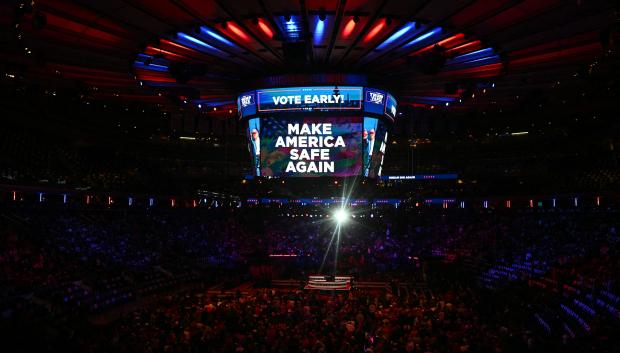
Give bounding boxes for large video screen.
[242,86,394,178]
[252,116,362,177]
[247,116,389,178]
[239,86,396,120]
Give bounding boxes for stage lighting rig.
[319,8,326,22]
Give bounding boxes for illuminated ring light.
[133,20,504,109]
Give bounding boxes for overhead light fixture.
[281,15,301,40]
[257,18,274,38]
[446,47,495,65]
[403,27,442,48]
[333,208,349,225]
[314,16,326,44]
[227,22,250,41]
[363,18,386,42]
[376,22,416,50]
[319,8,326,21]
[342,17,356,38]
[201,26,234,46]
[177,32,219,52]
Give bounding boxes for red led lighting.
[364,19,386,42]
[445,40,481,55]
[257,18,274,39]
[145,46,187,61]
[342,18,356,38]
[161,39,192,51]
[410,33,466,56]
[227,21,249,41]
[134,70,176,83]
[159,40,208,59]
[437,33,466,48]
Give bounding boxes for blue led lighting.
[446,47,494,65]
[314,16,325,44]
[133,61,169,72]
[444,55,500,70]
[135,54,170,71]
[402,27,442,48]
[176,32,225,55]
[376,22,416,50]
[411,96,457,103]
[281,15,302,41]
[178,33,212,48]
[200,27,235,46]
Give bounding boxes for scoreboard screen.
[241,86,395,178]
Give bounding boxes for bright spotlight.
[333,208,349,225]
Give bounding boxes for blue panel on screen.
[364,88,386,115]
[237,91,256,118]
[256,86,362,112]
[384,94,397,119]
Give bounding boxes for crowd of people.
[95,284,498,353]
[0,203,618,352]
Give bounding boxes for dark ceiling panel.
[470,0,561,37]
[415,0,473,23]
[1,0,613,110]
[449,0,514,29]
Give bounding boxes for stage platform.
[305,275,352,291]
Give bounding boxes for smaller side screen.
[238,91,256,118]
[364,88,387,116]
[363,117,389,178]
[246,118,261,175]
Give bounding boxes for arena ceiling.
[0,0,617,113]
